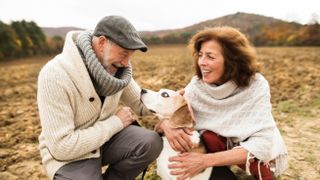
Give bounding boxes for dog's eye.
[161,92,170,98]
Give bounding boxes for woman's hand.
[160,120,193,152]
[168,152,208,180]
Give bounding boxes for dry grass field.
[0,45,319,180]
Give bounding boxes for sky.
[1,0,319,31]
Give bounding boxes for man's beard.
[100,44,125,75]
[102,60,124,76]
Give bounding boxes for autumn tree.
[0,21,21,60]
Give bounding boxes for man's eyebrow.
[120,51,129,55]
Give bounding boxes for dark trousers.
[202,131,273,180]
[54,125,163,180]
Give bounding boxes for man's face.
[100,39,135,75]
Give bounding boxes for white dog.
[141,88,212,180]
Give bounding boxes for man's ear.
[98,36,107,49]
[92,36,106,57]
[169,105,194,128]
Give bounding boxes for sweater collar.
[76,31,132,96]
[58,31,98,101]
[194,77,239,100]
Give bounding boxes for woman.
[159,27,288,180]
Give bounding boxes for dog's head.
[141,88,195,128]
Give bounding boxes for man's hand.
[116,106,135,127]
[160,120,193,152]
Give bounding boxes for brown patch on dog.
[169,104,194,129]
[192,142,206,153]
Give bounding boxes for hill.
[140,12,320,46]
[40,12,320,46]
[41,27,84,38]
[141,12,289,37]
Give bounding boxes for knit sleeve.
[120,78,151,116]
[37,66,123,161]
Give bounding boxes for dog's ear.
[169,105,194,128]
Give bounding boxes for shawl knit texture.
[37,31,149,179]
[185,73,288,176]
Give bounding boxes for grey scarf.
[76,31,132,96]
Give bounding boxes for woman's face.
[198,40,225,85]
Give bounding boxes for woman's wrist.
[204,153,216,168]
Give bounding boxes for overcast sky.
[1,0,319,31]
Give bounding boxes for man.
[37,16,163,180]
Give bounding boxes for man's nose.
[121,58,130,67]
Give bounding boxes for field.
[0,45,319,180]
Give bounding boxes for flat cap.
[93,16,147,52]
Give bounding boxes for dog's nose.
[141,89,147,95]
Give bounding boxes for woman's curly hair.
[189,26,260,87]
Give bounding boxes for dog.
[141,88,212,180]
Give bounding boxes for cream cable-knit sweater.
[185,74,288,176]
[37,31,149,179]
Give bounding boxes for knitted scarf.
[185,73,288,176]
[76,31,132,96]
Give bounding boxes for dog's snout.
[141,88,147,95]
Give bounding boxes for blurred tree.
[11,20,32,56]
[11,20,48,56]
[309,13,319,24]
[0,20,64,60]
[180,31,194,43]
[46,35,64,53]
[0,21,21,60]
[252,21,320,46]
[162,33,181,44]
[298,23,320,46]
[143,35,162,45]
[26,21,47,54]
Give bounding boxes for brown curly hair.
[188,26,260,87]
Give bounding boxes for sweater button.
[89,97,95,102]
[91,150,97,154]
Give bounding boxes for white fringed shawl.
[185,73,288,176]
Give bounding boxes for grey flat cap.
[93,16,147,52]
